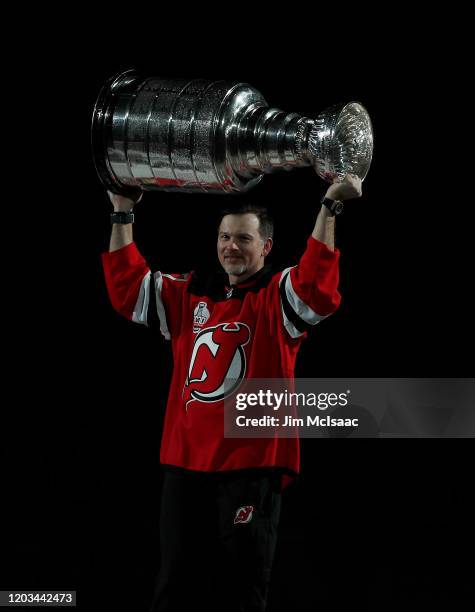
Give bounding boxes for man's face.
[217,213,272,281]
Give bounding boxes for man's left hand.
[324,174,362,201]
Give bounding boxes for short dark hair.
[218,202,274,240]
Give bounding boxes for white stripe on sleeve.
[153,271,171,340]
[279,267,305,339]
[131,272,151,326]
[284,269,328,326]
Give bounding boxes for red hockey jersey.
[102,237,341,487]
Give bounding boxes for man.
[102,174,362,611]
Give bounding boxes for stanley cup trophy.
[91,69,373,199]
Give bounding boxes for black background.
[3,15,474,611]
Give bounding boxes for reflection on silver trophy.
[91,70,374,198]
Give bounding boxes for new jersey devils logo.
[234,505,254,524]
[183,322,251,409]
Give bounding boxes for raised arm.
[102,190,190,339]
[108,191,143,252]
[312,174,362,250]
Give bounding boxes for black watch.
[110,211,134,224]
[320,196,344,216]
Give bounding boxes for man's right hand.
[107,190,143,212]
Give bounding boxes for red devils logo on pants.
[183,322,251,409]
[234,505,254,524]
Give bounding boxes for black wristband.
[110,211,134,224]
[320,196,344,216]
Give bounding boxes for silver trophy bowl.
[92,70,373,197]
[309,102,373,182]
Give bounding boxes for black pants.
[149,469,282,612]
